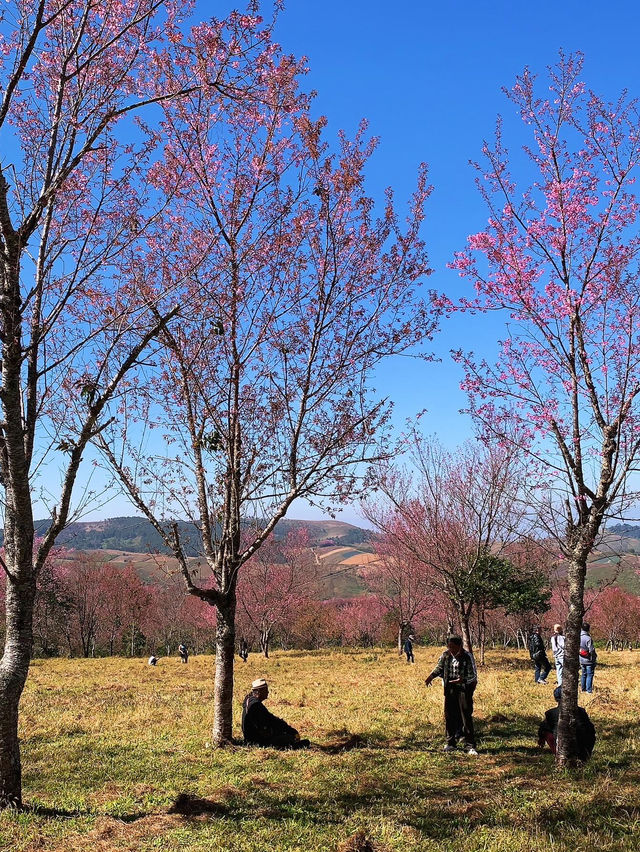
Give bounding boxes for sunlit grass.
[3,648,640,851]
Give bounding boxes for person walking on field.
[403,634,415,664]
[580,622,597,693]
[551,624,565,686]
[528,626,551,684]
[425,635,478,755]
[239,638,249,663]
[178,643,189,664]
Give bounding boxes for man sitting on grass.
[538,686,596,761]
[242,678,310,749]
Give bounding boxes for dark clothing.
[445,683,476,749]
[403,638,414,664]
[241,693,302,748]
[429,648,478,750]
[538,705,596,761]
[529,633,551,682]
[239,640,249,663]
[178,644,188,663]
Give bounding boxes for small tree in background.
[361,535,438,655]
[365,433,526,654]
[451,54,640,765]
[238,529,315,658]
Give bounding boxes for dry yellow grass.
[3,647,640,851]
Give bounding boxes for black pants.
[405,650,414,663]
[444,684,476,749]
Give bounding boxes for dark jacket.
[529,633,547,660]
[538,705,596,761]
[241,693,298,746]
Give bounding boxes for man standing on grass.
[425,636,478,755]
[403,634,415,664]
[580,622,597,693]
[528,626,551,684]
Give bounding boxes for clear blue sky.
[267,0,640,523]
[83,1,640,523]
[269,0,640,444]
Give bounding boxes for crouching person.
[242,679,310,749]
[538,686,595,761]
[425,635,478,755]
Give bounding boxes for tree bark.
[212,591,237,746]
[0,575,36,808]
[555,552,587,767]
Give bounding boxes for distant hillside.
[19,515,374,557]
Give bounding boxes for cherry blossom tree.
[365,433,526,654]
[589,586,640,650]
[361,532,437,654]
[238,529,313,658]
[0,0,275,807]
[450,54,640,765]
[97,42,436,744]
[58,553,106,657]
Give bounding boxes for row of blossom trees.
[4,542,637,661]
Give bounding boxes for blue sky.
[265,0,640,523]
[79,1,640,523]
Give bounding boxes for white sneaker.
[443,744,456,752]
[466,748,478,755]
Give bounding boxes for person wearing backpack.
[580,622,597,693]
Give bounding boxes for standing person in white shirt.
[551,624,565,686]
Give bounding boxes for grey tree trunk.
[212,592,237,745]
[556,553,587,766]
[0,568,36,807]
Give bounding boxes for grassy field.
[3,648,640,851]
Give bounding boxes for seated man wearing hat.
[241,679,310,749]
[538,686,596,761]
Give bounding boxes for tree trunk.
[212,592,237,746]
[397,624,404,656]
[260,627,270,659]
[556,553,587,767]
[459,605,473,653]
[478,605,486,666]
[0,576,36,808]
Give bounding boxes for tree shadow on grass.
[24,803,149,822]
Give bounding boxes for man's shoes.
[538,679,548,685]
[466,748,478,755]
[443,744,457,752]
